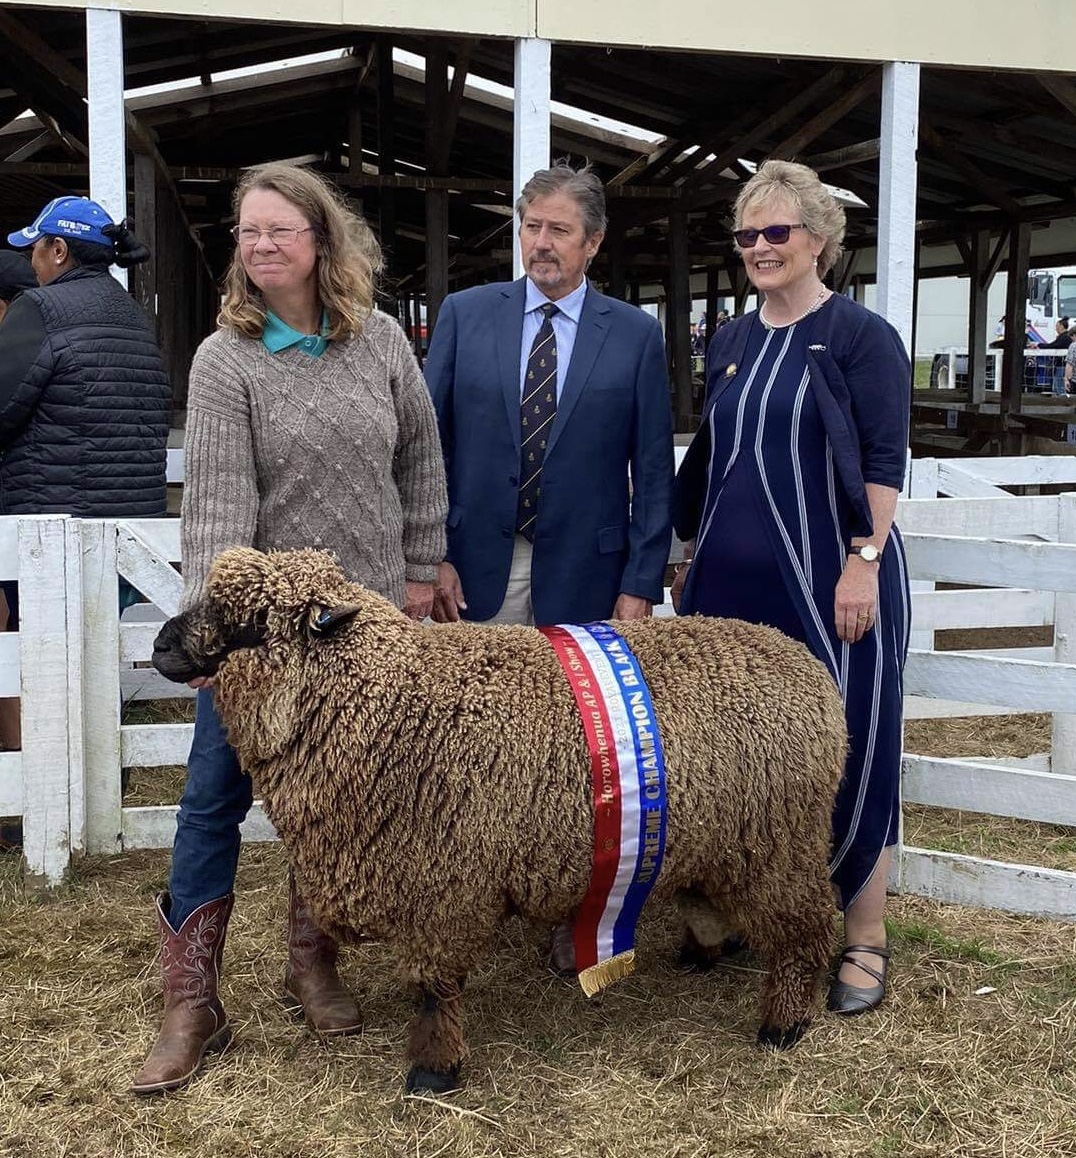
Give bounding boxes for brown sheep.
[151,546,847,1094]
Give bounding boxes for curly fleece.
[201,547,848,1028]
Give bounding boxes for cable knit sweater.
[181,309,447,608]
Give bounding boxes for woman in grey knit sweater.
[133,163,448,1095]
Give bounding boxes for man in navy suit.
[424,163,673,631]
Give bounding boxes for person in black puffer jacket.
[1,194,171,519]
[0,197,171,828]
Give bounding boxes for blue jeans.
[168,688,252,928]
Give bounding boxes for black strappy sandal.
[826,943,890,1016]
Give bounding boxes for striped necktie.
[516,302,558,541]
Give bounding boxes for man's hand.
[670,562,689,614]
[612,593,653,621]
[403,580,435,620]
[431,561,468,623]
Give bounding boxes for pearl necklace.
[759,285,829,330]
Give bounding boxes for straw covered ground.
[2,706,1075,1158]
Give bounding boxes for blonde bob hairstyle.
[219,163,380,341]
[733,159,846,279]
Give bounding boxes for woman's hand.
[403,580,435,620]
[834,555,879,643]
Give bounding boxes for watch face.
[857,544,879,562]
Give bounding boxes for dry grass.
[1,702,1074,1156]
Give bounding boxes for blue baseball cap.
[7,195,115,249]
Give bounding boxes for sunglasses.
[732,223,808,248]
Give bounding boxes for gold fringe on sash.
[578,949,635,998]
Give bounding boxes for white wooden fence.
[3,455,1076,921]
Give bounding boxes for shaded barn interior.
[2,8,1076,443]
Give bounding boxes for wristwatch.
[848,544,881,563]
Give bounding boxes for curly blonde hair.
[219,163,380,340]
[733,159,846,278]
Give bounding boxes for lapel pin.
[809,344,826,352]
[725,363,737,377]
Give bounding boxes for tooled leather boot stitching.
[283,873,362,1036]
[130,892,234,1095]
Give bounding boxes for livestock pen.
[2,456,1076,1158]
[3,456,1076,913]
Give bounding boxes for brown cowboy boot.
[131,892,234,1095]
[282,873,362,1035]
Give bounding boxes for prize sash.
[539,622,668,997]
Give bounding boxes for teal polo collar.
[262,309,331,357]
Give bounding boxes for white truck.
[928,265,1076,391]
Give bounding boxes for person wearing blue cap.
[0,195,170,522]
[0,251,36,763]
[0,197,171,769]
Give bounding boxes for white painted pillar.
[876,61,920,354]
[1052,493,1076,777]
[86,7,128,288]
[513,38,551,278]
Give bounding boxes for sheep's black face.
[151,602,268,683]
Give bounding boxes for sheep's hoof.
[676,934,748,973]
[757,1021,809,1051]
[405,1064,461,1095]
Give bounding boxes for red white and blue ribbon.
[540,621,668,996]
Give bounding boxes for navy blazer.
[425,277,673,625]
[674,293,910,542]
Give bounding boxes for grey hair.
[733,159,846,278]
[516,161,608,240]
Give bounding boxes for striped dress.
[678,304,911,908]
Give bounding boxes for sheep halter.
[540,622,669,998]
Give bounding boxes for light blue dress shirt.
[261,309,331,358]
[518,278,587,400]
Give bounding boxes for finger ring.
[857,612,869,620]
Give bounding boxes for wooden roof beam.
[919,121,1023,218]
[671,65,855,191]
[803,138,880,173]
[1037,73,1076,124]
[768,69,882,161]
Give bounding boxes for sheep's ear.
[308,603,361,638]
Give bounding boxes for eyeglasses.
[230,225,314,247]
[732,223,808,248]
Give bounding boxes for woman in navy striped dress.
[672,160,911,1016]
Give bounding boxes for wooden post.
[425,44,449,340]
[704,264,721,353]
[131,151,157,326]
[1053,493,1076,777]
[876,61,920,355]
[413,293,424,359]
[79,520,123,857]
[967,228,991,407]
[513,37,551,278]
[1001,221,1031,436]
[606,218,625,300]
[85,8,127,288]
[18,515,74,890]
[376,37,398,316]
[668,206,693,430]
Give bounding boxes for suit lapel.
[497,278,527,452]
[546,282,612,459]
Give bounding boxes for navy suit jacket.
[424,277,673,625]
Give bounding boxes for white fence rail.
[2,458,1076,921]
